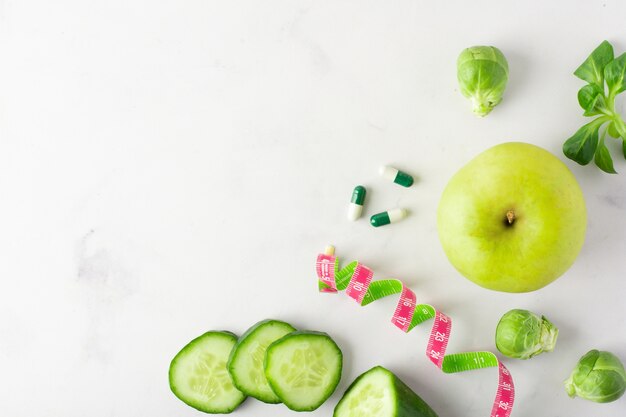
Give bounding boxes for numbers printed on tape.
[427,311,451,369]
[345,264,373,304]
[317,248,515,417]
[316,254,337,292]
[491,362,514,417]
[391,285,416,332]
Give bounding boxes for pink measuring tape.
[316,246,515,417]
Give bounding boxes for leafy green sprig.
[563,40,626,173]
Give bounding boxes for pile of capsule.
[348,166,413,227]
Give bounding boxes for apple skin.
[437,142,587,293]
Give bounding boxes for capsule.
[370,209,407,227]
[347,185,366,221]
[379,165,414,187]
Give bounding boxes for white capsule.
[379,165,399,181]
[388,208,407,222]
[370,208,408,227]
[347,185,366,221]
[347,203,363,221]
[379,165,414,187]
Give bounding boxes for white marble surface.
[1,1,626,416]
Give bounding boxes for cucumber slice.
[264,330,343,411]
[334,366,438,417]
[169,331,246,414]
[227,319,297,403]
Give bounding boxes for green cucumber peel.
[264,330,343,411]
[333,366,439,417]
[564,40,626,173]
[227,319,297,403]
[169,331,247,414]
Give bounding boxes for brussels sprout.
[565,349,626,403]
[457,46,509,116]
[495,309,558,359]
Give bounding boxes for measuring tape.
[316,246,515,417]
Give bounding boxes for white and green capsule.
[347,185,366,221]
[370,209,407,227]
[379,165,414,187]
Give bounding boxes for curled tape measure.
[316,245,515,417]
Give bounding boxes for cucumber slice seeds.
[264,330,343,411]
[227,319,296,403]
[334,366,438,417]
[169,331,246,414]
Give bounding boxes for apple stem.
[506,210,515,225]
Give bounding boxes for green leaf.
[577,84,604,112]
[594,139,617,173]
[607,121,620,138]
[583,94,607,117]
[574,40,614,87]
[623,139,626,160]
[614,117,626,138]
[563,120,602,165]
[604,53,626,95]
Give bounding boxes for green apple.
[437,142,586,293]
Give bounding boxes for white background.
[1,1,625,416]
